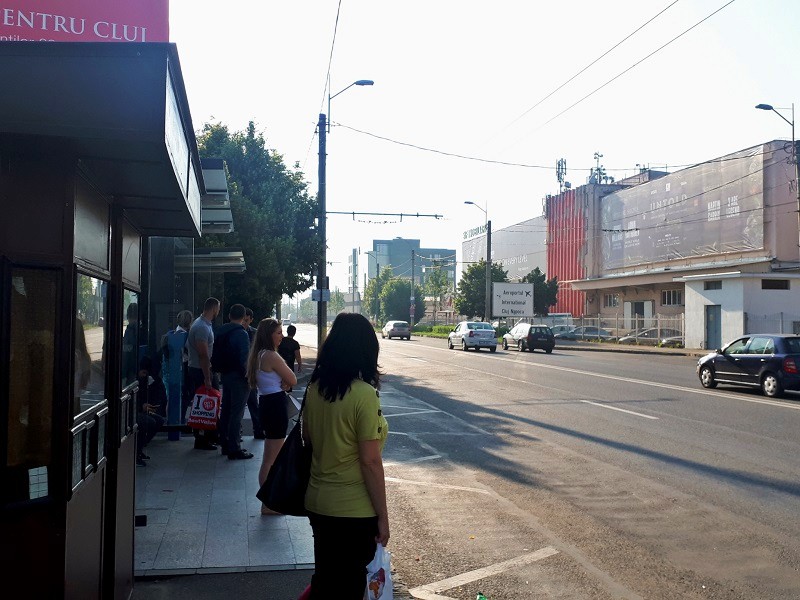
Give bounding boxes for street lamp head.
[755,103,774,111]
[355,80,374,86]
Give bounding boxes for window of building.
[704,280,722,290]
[661,289,683,306]
[603,293,619,308]
[75,274,108,417]
[762,279,790,290]
[5,268,58,503]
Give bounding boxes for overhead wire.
[534,0,738,131]
[302,0,343,171]
[490,0,682,142]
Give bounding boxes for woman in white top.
[246,318,297,515]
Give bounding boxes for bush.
[432,325,454,335]
[413,324,432,333]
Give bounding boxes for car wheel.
[761,372,783,398]
[381,332,385,339]
[489,346,497,353]
[502,338,508,350]
[699,366,717,389]
[517,340,524,352]
[545,348,553,354]
[448,338,454,350]
[461,339,468,351]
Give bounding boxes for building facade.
[368,238,457,290]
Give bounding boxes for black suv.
[502,323,555,353]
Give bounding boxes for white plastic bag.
[366,543,393,600]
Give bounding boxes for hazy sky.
[169,0,800,296]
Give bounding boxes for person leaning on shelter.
[303,312,389,599]
[187,297,221,450]
[247,318,297,515]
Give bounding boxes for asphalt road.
[367,335,800,600]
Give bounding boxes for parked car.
[281,318,292,328]
[381,320,410,340]
[558,326,615,341]
[503,323,555,353]
[617,327,683,346]
[696,334,800,398]
[448,321,497,352]
[550,324,573,337]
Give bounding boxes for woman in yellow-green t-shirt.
[303,313,389,599]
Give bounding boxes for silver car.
[381,320,410,340]
[448,321,498,352]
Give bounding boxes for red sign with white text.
[0,1,168,43]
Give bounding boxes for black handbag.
[256,390,311,516]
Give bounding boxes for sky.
[169,0,800,299]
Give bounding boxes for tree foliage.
[520,267,559,315]
[329,288,346,315]
[454,259,508,320]
[424,263,451,324]
[196,121,321,319]
[380,279,426,325]
[363,267,394,323]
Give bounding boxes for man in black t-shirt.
[277,324,302,391]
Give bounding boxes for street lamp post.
[465,201,492,323]
[756,102,799,252]
[316,79,374,349]
[364,250,379,324]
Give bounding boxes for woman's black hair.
[310,312,380,401]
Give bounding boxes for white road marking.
[385,477,490,495]
[384,454,441,467]
[409,547,560,599]
[580,400,659,420]
[388,345,800,412]
[408,357,428,363]
[388,431,410,436]
[385,409,442,418]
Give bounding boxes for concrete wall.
[684,278,745,349]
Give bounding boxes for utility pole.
[316,112,328,349]
[374,262,380,324]
[410,250,416,324]
[485,220,492,323]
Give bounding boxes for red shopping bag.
[297,584,311,600]
[187,386,222,430]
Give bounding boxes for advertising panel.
[0,1,169,42]
[462,216,547,281]
[492,283,534,318]
[601,144,766,271]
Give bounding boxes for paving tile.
[153,530,206,570]
[134,523,166,571]
[202,523,249,568]
[248,527,297,567]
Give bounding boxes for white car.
[382,320,410,340]
[281,318,292,328]
[448,321,497,352]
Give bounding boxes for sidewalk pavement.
[133,357,316,600]
[132,337,697,599]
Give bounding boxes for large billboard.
[0,1,168,43]
[462,216,547,281]
[601,144,767,271]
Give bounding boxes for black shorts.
[258,391,289,439]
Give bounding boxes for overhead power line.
[494,0,682,139]
[536,0,738,130]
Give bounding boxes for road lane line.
[581,400,659,420]
[385,477,490,495]
[388,345,800,412]
[384,454,441,467]
[408,357,428,363]
[385,409,442,418]
[409,547,560,598]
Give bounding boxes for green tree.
[298,297,315,322]
[424,262,450,325]
[521,267,559,315]
[380,279,425,324]
[329,288,345,316]
[454,259,508,320]
[196,122,321,319]
[363,267,394,324]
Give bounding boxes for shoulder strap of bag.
[299,386,308,447]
